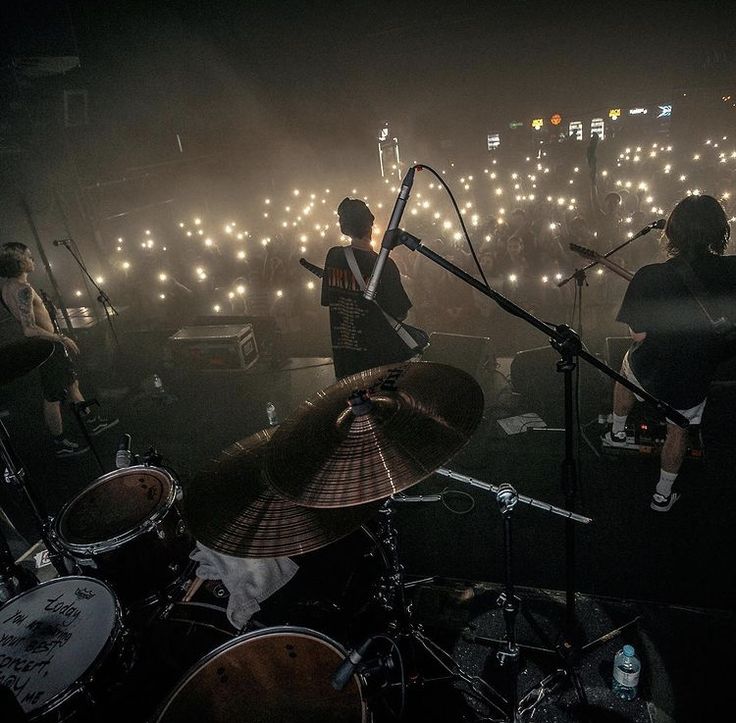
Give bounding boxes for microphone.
[115,434,133,468]
[53,239,70,247]
[331,637,374,691]
[644,218,666,232]
[364,166,417,301]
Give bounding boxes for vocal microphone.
[331,637,374,691]
[115,434,133,469]
[643,218,666,232]
[53,239,70,247]
[364,166,417,301]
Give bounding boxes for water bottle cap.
[622,644,635,657]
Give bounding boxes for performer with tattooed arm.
[0,242,117,458]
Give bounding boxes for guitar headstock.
[569,243,600,261]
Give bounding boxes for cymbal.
[0,338,54,386]
[265,362,484,508]
[183,428,381,558]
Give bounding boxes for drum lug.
[155,524,166,540]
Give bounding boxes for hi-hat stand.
[387,227,687,713]
[335,497,509,721]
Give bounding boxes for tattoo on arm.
[16,285,36,331]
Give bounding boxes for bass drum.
[155,626,368,723]
[53,466,194,606]
[0,576,130,721]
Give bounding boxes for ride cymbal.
[0,338,54,386]
[264,362,484,508]
[183,428,380,558]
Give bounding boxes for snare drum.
[155,626,368,722]
[53,466,194,606]
[0,576,128,721]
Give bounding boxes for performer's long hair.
[665,195,730,259]
[0,242,30,278]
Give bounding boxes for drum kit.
[0,339,591,722]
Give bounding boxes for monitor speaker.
[422,332,497,404]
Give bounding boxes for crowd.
[88,129,736,353]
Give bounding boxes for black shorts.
[38,342,77,402]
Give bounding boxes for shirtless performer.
[0,242,117,458]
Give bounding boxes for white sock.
[612,413,628,435]
[655,469,678,498]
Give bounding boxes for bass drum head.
[57,466,173,546]
[156,626,366,723]
[0,576,119,718]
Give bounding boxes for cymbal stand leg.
[0,419,67,577]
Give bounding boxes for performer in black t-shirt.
[603,195,736,511]
[321,198,413,379]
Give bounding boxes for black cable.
[372,634,406,720]
[416,165,490,290]
[440,488,475,514]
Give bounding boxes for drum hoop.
[55,466,179,553]
[1,576,125,718]
[155,625,368,721]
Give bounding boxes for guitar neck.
[39,290,63,334]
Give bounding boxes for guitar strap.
[343,247,421,351]
[671,258,727,327]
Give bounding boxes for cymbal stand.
[0,418,67,579]
[362,498,509,721]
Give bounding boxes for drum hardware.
[0,339,68,586]
[326,497,509,721]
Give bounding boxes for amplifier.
[169,324,258,370]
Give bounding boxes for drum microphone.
[331,636,375,691]
[115,434,133,468]
[364,166,417,301]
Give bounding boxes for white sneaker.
[650,492,680,512]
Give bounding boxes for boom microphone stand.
[54,237,122,355]
[386,227,687,712]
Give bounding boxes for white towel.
[190,544,299,629]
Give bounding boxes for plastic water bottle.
[612,644,640,700]
[266,402,278,426]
